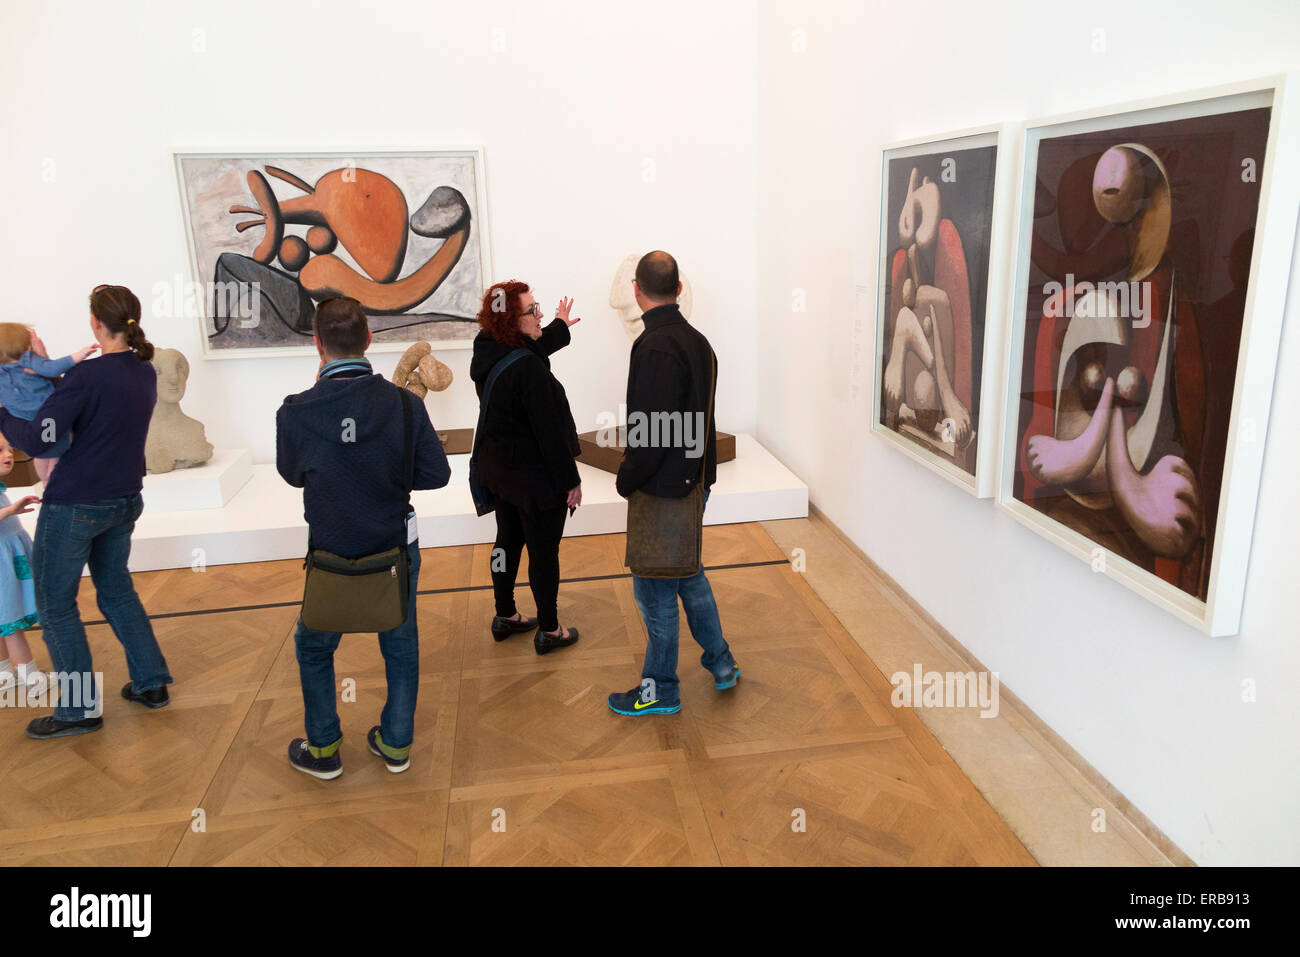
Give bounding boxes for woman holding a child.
[0,284,173,739]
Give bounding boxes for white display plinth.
[140,448,253,513]
[16,434,808,574]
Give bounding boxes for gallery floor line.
[27,558,792,630]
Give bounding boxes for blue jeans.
[33,493,172,721]
[630,491,732,705]
[633,569,733,706]
[294,543,421,751]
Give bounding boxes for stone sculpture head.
[610,253,694,341]
[153,348,189,404]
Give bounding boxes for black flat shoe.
[121,682,169,709]
[534,626,579,656]
[492,614,539,642]
[26,715,103,739]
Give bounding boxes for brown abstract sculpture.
[231,167,471,314]
[391,341,453,399]
[146,349,214,474]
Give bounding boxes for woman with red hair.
[469,281,583,655]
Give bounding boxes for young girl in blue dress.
[0,433,48,696]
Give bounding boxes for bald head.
[634,250,680,304]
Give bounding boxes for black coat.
[615,304,718,498]
[469,318,581,511]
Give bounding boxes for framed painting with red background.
[873,125,1018,497]
[996,78,1299,636]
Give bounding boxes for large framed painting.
[873,126,1016,496]
[997,77,1299,636]
[174,149,491,358]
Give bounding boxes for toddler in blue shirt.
[0,324,98,483]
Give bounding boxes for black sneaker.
[367,726,411,773]
[534,626,579,656]
[26,715,103,739]
[121,682,169,709]
[607,681,681,716]
[288,738,342,780]
[491,614,538,642]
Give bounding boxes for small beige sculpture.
[610,253,694,341]
[145,349,214,474]
[391,341,453,398]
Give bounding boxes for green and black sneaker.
[368,726,411,773]
[288,738,342,780]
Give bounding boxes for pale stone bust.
[610,254,694,340]
[146,349,213,474]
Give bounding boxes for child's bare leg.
[4,629,46,694]
[33,456,56,484]
[4,630,35,668]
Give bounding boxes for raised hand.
[556,297,581,327]
[0,494,41,519]
[72,343,100,363]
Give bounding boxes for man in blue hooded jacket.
[276,297,451,778]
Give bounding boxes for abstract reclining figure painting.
[999,79,1300,635]
[175,150,491,357]
[873,127,1011,496]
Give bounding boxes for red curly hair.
[477,279,530,347]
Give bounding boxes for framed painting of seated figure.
[872,125,1018,497]
[996,77,1300,636]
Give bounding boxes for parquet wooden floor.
[0,523,1035,866]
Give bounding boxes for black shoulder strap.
[701,351,716,485]
[471,348,532,456]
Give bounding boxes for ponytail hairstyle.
[89,284,154,361]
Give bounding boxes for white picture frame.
[173,147,493,360]
[994,76,1299,637]
[871,124,1019,498]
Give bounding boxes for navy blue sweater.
[277,373,451,558]
[0,350,156,505]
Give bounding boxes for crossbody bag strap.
[700,351,716,485]
[398,386,415,548]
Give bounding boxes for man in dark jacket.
[276,297,451,778]
[608,251,738,717]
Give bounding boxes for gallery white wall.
[754,0,1300,865]
[0,0,759,462]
